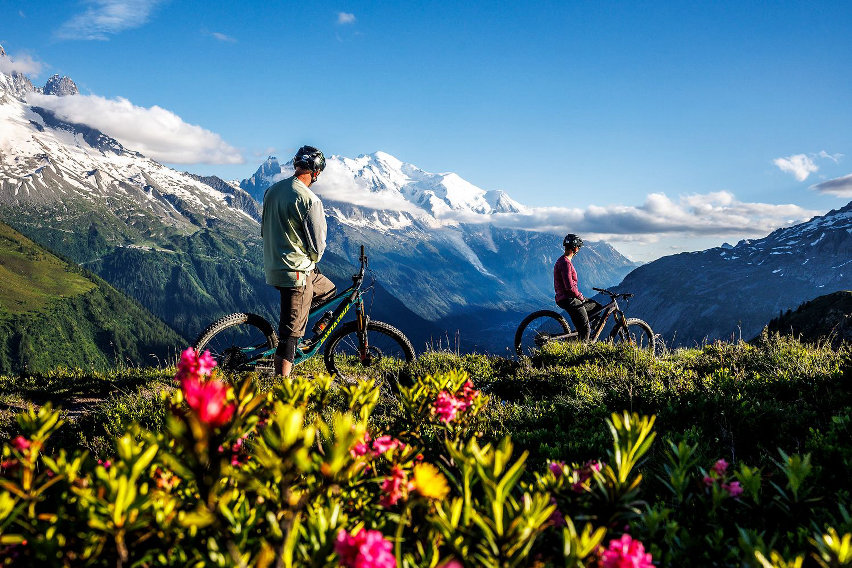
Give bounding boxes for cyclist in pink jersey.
[554,234,599,341]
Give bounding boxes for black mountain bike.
[193,246,415,381]
[514,287,655,357]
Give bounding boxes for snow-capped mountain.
[0,54,636,352]
[613,203,852,347]
[241,151,526,228]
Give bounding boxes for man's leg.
[567,300,591,342]
[309,271,337,307]
[276,282,311,377]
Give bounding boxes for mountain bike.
[514,287,656,357]
[193,246,415,381]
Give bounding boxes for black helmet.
[563,234,584,249]
[293,145,326,173]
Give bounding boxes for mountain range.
[614,203,852,346]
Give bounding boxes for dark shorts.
[276,271,336,339]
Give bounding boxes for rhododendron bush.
[0,348,849,567]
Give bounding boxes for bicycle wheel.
[193,313,278,374]
[613,318,655,355]
[514,310,572,357]
[324,320,415,381]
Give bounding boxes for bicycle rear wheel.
[324,320,415,382]
[514,310,572,357]
[193,313,278,374]
[612,318,655,355]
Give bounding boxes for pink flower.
[455,380,479,411]
[549,461,565,478]
[433,391,462,423]
[97,459,112,470]
[601,534,654,568]
[703,475,715,487]
[379,466,410,507]
[723,481,743,498]
[371,435,403,455]
[351,433,372,458]
[712,459,729,476]
[335,528,396,568]
[182,375,236,427]
[11,436,30,452]
[176,347,217,382]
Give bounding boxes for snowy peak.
[43,74,78,96]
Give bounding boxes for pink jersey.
[554,255,584,302]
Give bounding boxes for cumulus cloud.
[773,154,818,182]
[309,160,425,215]
[0,51,44,76]
[471,191,817,244]
[56,0,164,40]
[26,92,244,164]
[337,12,356,24]
[811,173,852,197]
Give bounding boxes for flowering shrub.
[0,347,848,567]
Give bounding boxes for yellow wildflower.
[412,462,450,500]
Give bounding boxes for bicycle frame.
[549,296,627,343]
[234,249,371,369]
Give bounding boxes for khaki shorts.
[276,271,336,339]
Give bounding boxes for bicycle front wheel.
[514,310,572,357]
[193,313,278,374]
[613,318,655,355]
[324,320,415,381]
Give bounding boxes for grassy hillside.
[765,290,852,346]
[0,219,186,372]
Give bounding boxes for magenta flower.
[712,459,729,476]
[335,528,396,568]
[723,481,743,498]
[703,475,715,487]
[11,436,30,452]
[433,391,463,423]
[182,375,236,427]
[601,534,654,568]
[371,435,403,455]
[351,433,371,458]
[549,461,565,478]
[176,347,217,382]
[379,465,410,507]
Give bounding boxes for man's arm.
[302,199,327,262]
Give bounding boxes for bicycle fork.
[356,297,370,361]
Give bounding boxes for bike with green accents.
[193,246,415,382]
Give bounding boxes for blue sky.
[1,1,851,260]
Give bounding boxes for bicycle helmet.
[293,145,326,182]
[563,234,584,249]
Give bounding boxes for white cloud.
[430,191,818,244]
[811,173,852,197]
[211,32,237,43]
[26,92,244,164]
[773,154,818,182]
[817,150,843,163]
[310,160,425,215]
[337,12,356,24]
[56,0,164,40]
[0,51,44,76]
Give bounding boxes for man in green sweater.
[262,145,336,377]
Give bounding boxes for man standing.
[554,234,598,342]
[262,145,336,377]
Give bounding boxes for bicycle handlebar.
[592,287,634,300]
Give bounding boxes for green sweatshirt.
[261,176,327,287]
